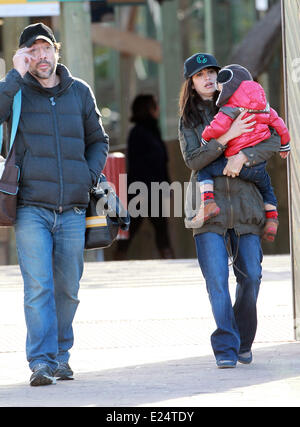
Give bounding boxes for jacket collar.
[23,63,74,96]
[197,98,215,110]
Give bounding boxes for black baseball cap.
[19,23,56,48]
[183,53,221,79]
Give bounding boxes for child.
[186,64,290,242]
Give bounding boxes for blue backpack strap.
[9,89,22,151]
[0,89,22,155]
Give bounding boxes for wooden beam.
[91,23,162,63]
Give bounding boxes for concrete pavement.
[0,255,299,407]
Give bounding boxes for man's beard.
[30,60,56,80]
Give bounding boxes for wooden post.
[204,0,231,65]
[60,1,94,90]
[204,0,214,55]
[152,0,182,141]
[281,0,300,340]
[2,17,30,71]
[114,6,138,148]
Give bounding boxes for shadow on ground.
[0,342,299,407]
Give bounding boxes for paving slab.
[0,255,299,407]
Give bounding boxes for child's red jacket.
[202,80,290,157]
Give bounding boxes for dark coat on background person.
[127,117,170,188]
[0,64,109,212]
[115,115,173,258]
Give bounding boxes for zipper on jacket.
[49,96,63,212]
[226,177,234,229]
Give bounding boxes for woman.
[115,94,174,260]
[178,53,281,368]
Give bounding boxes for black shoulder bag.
[72,84,130,249]
[85,173,130,250]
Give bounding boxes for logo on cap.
[196,55,208,64]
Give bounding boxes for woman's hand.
[217,110,256,146]
[279,151,289,159]
[223,151,248,178]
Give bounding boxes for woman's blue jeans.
[15,205,86,371]
[194,230,262,362]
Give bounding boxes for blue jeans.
[197,156,277,206]
[15,205,86,371]
[194,230,262,362]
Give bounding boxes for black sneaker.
[54,362,74,380]
[30,364,56,387]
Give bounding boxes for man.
[0,23,109,386]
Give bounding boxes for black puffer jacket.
[127,118,170,188]
[0,64,109,211]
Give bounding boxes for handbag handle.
[0,89,22,155]
[93,173,130,231]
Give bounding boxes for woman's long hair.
[178,77,219,128]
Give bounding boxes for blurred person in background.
[114,94,174,260]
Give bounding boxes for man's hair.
[18,41,61,53]
[54,42,61,54]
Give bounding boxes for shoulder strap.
[219,106,241,120]
[0,89,22,155]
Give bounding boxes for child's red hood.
[227,80,267,110]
